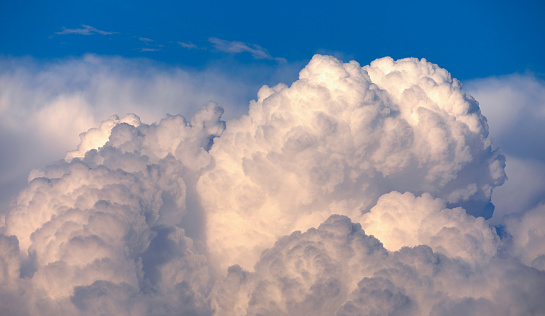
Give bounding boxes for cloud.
[139,48,160,52]
[0,55,276,211]
[136,37,164,52]
[55,25,115,36]
[179,42,199,49]
[2,103,225,314]
[464,74,545,223]
[199,55,505,270]
[209,37,286,62]
[1,54,545,315]
[360,191,499,265]
[212,215,545,315]
[465,74,545,161]
[504,203,545,270]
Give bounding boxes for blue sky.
[2,0,544,80]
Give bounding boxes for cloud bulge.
[0,55,544,315]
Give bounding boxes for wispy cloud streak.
[136,37,163,52]
[55,24,116,36]
[209,37,286,62]
[178,42,199,49]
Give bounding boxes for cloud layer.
[1,55,544,315]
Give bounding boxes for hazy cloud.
[465,74,545,161]
[505,202,545,270]
[465,74,545,223]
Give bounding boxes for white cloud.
[360,191,499,265]
[64,113,141,161]
[1,54,545,315]
[0,55,270,211]
[199,55,505,270]
[212,215,545,315]
[2,104,225,313]
[209,37,286,62]
[55,25,115,36]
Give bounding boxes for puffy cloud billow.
[0,54,279,211]
[1,55,544,315]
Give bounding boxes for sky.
[1,1,545,315]
[2,0,544,79]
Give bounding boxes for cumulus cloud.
[1,103,224,314]
[1,54,544,315]
[0,55,267,210]
[360,192,499,265]
[55,25,116,36]
[212,216,545,315]
[199,55,504,270]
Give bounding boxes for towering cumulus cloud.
[1,55,544,315]
[199,55,504,270]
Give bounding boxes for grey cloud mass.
[0,55,544,315]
